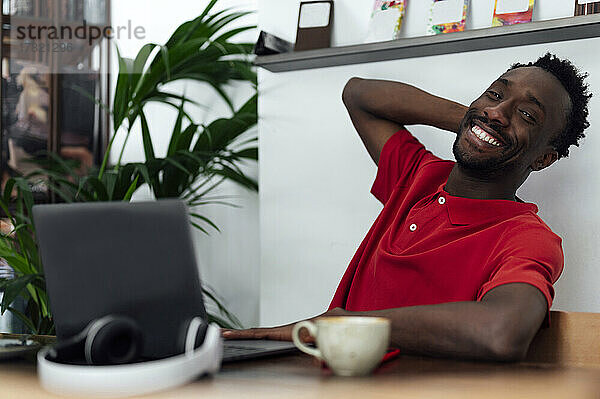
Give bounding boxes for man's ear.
[531,151,559,171]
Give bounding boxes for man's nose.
[483,102,510,127]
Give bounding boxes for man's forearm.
[223,285,544,362]
[223,302,536,361]
[343,78,468,133]
[333,301,531,362]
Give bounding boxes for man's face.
[453,66,571,175]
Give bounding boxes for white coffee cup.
[292,316,391,376]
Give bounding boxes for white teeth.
[471,125,501,147]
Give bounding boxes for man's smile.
[470,124,502,147]
[463,118,508,152]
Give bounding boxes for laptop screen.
[33,199,207,359]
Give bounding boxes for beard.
[452,110,516,175]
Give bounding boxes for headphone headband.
[38,322,223,397]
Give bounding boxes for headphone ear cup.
[85,316,142,365]
[178,317,208,354]
[193,319,208,349]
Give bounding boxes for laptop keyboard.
[223,345,267,358]
[221,341,297,362]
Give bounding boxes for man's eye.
[519,110,537,124]
[487,90,501,100]
[520,110,536,122]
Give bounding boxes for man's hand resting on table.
[221,307,348,342]
[222,324,296,341]
[222,284,547,361]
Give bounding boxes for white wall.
[111,0,260,327]
[259,0,600,326]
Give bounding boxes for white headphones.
[37,316,223,397]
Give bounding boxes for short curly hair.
[507,53,591,159]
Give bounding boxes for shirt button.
[409,223,417,232]
[438,197,446,205]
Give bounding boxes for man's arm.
[352,283,547,361]
[222,283,547,362]
[342,78,468,164]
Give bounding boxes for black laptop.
[32,199,296,363]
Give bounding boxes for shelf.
[255,14,600,73]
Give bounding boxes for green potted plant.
[0,0,257,333]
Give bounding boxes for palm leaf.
[113,46,134,133]
[232,147,258,161]
[175,124,199,154]
[122,176,140,202]
[203,286,243,328]
[131,43,159,94]
[213,164,257,192]
[166,99,187,157]
[139,110,156,162]
[2,179,16,203]
[165,0,219,46]
[190,213,221,233]
[212,25,257,43]
[0,274,39,314]
[205,11,254,39]
[7,306,37,334]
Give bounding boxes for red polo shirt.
[329,129,563,312]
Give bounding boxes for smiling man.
[223,53,592,361]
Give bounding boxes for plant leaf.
[139,110,156,162]
[81,177,109,201]
[2,179,16,203]
[122,175,140,202]
[1,274,38,314]
[203,285,243,328]
[189,212,220,233]
[167,99,186,157]
[175,124,199,154]
[213,164,257,192]
[113,46,133,132]
[131,43,158,95]
[232,147,258,161]
[190,221,210,235]
[7,306,37,334]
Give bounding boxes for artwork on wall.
[365,0,407,43]
[492,0,535,26]
[357,0,591,43]
[427,0,469,35]
[575,0,600,15]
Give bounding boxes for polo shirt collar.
[437,184,538,226]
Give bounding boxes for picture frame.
[295,0,334,51]
[365,0,408,43]
[492,0,535,27]
[427,0,469,36]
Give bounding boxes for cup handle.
[292,321,322,360]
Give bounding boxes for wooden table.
[1,352,599,398]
